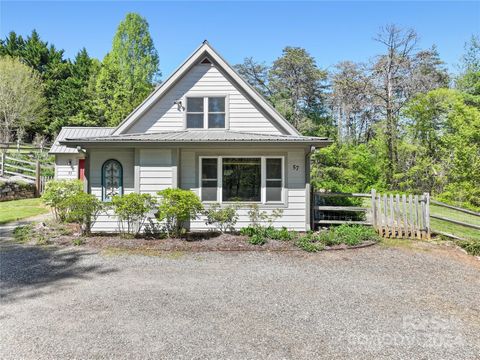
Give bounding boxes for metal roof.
[61,130,330,146]
[50,127,114,154]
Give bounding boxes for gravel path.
[1,239,479,359]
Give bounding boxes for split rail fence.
[312,190,431,239]
[0,144,54,195]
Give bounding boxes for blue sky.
[1,1,479,77]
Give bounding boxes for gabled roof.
[49,127,114,154]
[112,41,300,136]
[61,130,331,146]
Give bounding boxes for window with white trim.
[199,156,284,203]
[186,97,226,129]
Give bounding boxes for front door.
[78,159,85,181]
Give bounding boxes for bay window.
[186,96,226,129]
[200,156,284,203]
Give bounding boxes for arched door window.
[102,159,123,201]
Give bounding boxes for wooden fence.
[371,190,430,239]
[0,151,54,195]
[312,190,431,239]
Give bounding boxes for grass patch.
[0,198,49,224]
[102,247,185,259]
[12,224,34,243]
[430,204,480,241]
[379,238,416,250]
[457,239,480,256]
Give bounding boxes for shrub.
[143,218,167,239]
[240,225,258,237]
[204,203,239,233]
[64,192,105,235]
[240,225,295,245]
[458,239,480,256]
[247,204,283,227]
[110,193,157,236]
[42,180,83,221]
[295,225,379,252]
[248,234,267,245]
[295,233,325,252]
[334,224,378,246]
[13,225,33,243]
[156,189,203,237]
[268,227,295,241]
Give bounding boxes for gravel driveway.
[1,239,479,359]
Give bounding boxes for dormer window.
[186,96,226,129]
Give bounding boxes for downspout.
[305,145,315,231]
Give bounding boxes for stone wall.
[0,180,36,202]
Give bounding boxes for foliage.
[155,188,203,237]
[143,218,167,239]
[235,46,331,136]
[247,204,283,227]
[240,225,295,245]
[95,13,160,126]
[72,238,85,246]
[0,56,45,142]
[456,36,480,96]
[241,225,294,240]
[204,203,239,233]
[110,193,157,236]
[295,225,379,252]
[248,233,267,246]
[333,224,379,246]
[311,142,383,193]
[13,224,33,243]
[458,239,480,256]
[64,192,105,235]
[403,89,480,208]
[41,180,83,221]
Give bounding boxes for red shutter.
[78,159,85,181]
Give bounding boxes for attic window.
[200,57,212,64]
[186,96,226,129]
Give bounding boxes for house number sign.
[292,164,300,171]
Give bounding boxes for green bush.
[295,233,325,252]
[334,224,379,245]
[110,193,157,236]
[458,239,480,256]
[295,225,379,252]
[64,192,105,235]
[13,224,33,243]
[240,225,295,245]
[247,204,283,227]
[204,204,239,233]
[248,234,267,245]
[156,189,203,237]
[42,180,83,221]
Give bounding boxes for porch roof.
[50,127,114,154]
[61,130,331,147]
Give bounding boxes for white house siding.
[55,154,82,180]
[181,147,308,232]
[125,64,284,135]
[138,149,174,195]
[89,148,135,232]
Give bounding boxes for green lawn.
[430,204,480,241]
[0,198,49,225]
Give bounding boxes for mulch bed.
[29,222,377,253]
